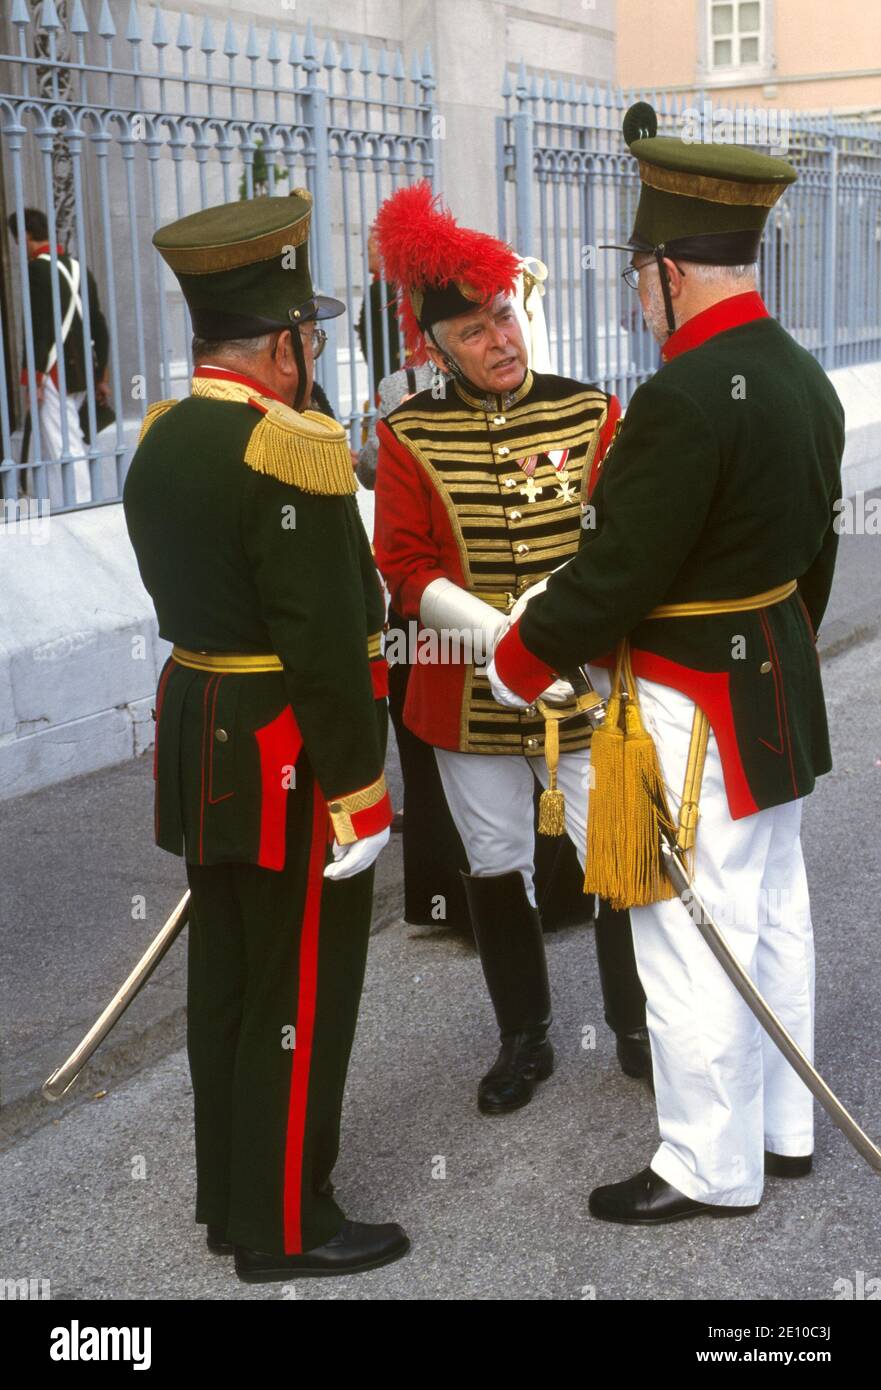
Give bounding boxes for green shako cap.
[617,101,797,263]
[153,190,344,338]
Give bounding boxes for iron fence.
[0,0,433,511]
[497,67,881,405]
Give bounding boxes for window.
[709,0,763,70]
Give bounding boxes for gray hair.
[684,262,758,285]
[192,331,276,362]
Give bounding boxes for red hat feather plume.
[373,181,520,363]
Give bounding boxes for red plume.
[373,181,520,363]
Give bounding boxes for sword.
[42,890,191,1101]
[658,825,881,1176]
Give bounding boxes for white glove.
[487,656,575,710]
[324,826,391,880]
[537,677,576,706]
[486,653,529,708]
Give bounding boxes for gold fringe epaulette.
[137,399,178,445]
[244,399,357,496]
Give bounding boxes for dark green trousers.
[185,784,375,1256]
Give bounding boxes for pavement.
[1,498,879,1299]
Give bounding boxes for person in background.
[356,227,402,399]
[8,207,109,503]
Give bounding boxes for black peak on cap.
[623,101,658,147]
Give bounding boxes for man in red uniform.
[373,182,651,1118]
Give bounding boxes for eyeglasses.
[298,324,327,359]
[622,259,687,290]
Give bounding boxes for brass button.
[214,728,229,743]
[516,543,529,556]
[492,414,506,425]
[497,446,510,457]
[525,704,538,718]
[509,510,522,522]
[328,801,342,813]
[525,736,538,750]
[760,660,773,674]
[504,478,516,488]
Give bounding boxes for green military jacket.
[495,293,845,818]
[123,368,391,869]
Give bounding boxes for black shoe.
[588,1166,759,1226]
[234,1220,410,1282]
[206,1224,234,1255]
[765,1150,813,1178]
[478,1032,554,1115]
[461,871,553,1117]
[616,1028,655,1092]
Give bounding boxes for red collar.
[661,291,770,362]
[193,365,287,405]
[30,241,66,260]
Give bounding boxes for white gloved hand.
[487,656,574,710]
[323,826,391,880]
[537,677,575,706]
[486,653,530,708]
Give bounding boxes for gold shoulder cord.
[244,398,357,496]
[137,399,178,445]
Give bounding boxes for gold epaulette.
[137,399,178,445]
[244,398,357,496]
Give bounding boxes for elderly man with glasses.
[123,191,408,1283]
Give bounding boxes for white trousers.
[27,378,90,505]
[434,746,590,906]
[590,666,816,1206]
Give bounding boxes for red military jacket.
[375,368,620,754]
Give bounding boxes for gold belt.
[478,580,797,621]
[646,580,796,620]
[172,632,383,673]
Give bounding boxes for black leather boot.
[461,870,554,1115]
[594,899,653,1090]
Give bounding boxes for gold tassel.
[244,407,357,496]
[584,641,679,910]
[537,714,566,836]
[583,685,627,904]
[620,697,678,907]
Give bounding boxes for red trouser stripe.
[282,782,329,1253]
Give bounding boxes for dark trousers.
[184,787,374,1256]
[594,900,646,1037]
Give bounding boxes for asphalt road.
[1,606,879,1300]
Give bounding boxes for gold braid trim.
[327,773,389,845]
[638,161,786,208]
[137,399,178,445]
[244,399,357,495]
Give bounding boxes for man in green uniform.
[491,105,845,1222]
[123,191,409,1280]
